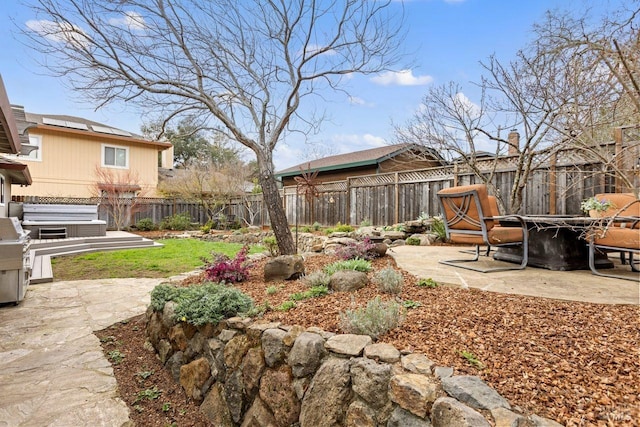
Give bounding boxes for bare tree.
[24,0,405,254]
[92,166,146,230]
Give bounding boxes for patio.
[389,245,639,305]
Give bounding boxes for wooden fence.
[13,156,622,228]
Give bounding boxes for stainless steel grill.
[0,217,31,304]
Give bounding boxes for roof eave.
[0,77,21,154]
[276,158,380,178]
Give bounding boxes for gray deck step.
[29,234,163,284]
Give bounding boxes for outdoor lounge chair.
[437,184,528,272]
[588,195,640,281]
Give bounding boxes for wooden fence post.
[346,177,351,226]
[549,152,557,215]
[394,172,399,224]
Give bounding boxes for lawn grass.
[51,239,263,281]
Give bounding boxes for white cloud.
[348,96,375,107]
[453,91,481,118]
[330,133,387,153]
[26,19,88,46]
[108,11,146,31]
[371,69,433,86]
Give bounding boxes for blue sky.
[0,0,615,170]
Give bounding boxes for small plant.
[160,213,192,231]
[107,349,125,365]
[406,236,421,246]
[150,283,182,311]
[334,222,355,233]
[204,245,251,283]
[302,270,331,287]
[263,236,279,257]
[301,225,313,233]
[417,278,439,288]
[430,215,447,240]
[324,227,335,235]
[277,301,297,311]
[162,402,171,412]
[339,296,406,340]
[200,220,214,234]
[372,265,404,294]
[324,258,372,275]
[289,286,329,301]
[136,370,154,380]
[266,285,278,295]
[460,350,485,369]
[402,300,422,309]
[99,335,116,344]
[360,218,372,227]
[335,237,378,261]
[244,301,271,317]
[312,221,322,231]
[136,386,162,402]
[135,218,158,231]
[580,196,614,214]
[134,404,144,413]
[417,211,429,222]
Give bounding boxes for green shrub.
[160,213,192,231]
[277,301,296,311]
[417,278,439,288]
[372,266,404,294]
[406,236,421,246]
[302,270,331,287]
[301,226,312,233]
[150,282,254,326]
[266,285,278,295]
[360,219,372,227]
[430,216,447,240]
[312,222,322,231]
[135,218,158,231]
[402,300,422,309]
[289,286,328,301]
[339,296,406,340]
[323,258,372,275]
[324,227,335,235]
[263,236,279,257]
[334,222,355,233]
[201,220,214,234]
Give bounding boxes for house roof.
[25,112,172,150]
[0,76,23,155]
[0,156,32,185]
[275,143,444,178]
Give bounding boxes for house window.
[102,144,129,168]
[25,135,42,161]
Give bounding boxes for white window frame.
[24,135,42,162]
[101,143,129,169]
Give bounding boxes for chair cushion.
[594,227,640,250]
[438,184,495,231]
[593,193,640,228]
[449,226,523,245]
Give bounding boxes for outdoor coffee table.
[493,215,614,271]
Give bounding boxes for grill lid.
[0,217,27,241]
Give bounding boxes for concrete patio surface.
[389,245,639,305]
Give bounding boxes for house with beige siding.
[0,77,31,217]
[10,111,172,198]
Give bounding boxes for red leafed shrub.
[335,237,378,261]
[204,245,251,283]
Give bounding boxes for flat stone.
[529,414,564,427]
[389,374,439,418]
[226,317,253,330]
[325,334,372,356]
[491,407,529,427]
[441,376,511,411]
[430,397,490,427]
[364,343,400,363]
[402,353,435,375]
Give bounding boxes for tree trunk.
[258,164,296,255]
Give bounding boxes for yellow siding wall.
[12,128,161,198]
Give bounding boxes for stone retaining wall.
[146,304,561,426]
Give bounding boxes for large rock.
[259,365,300,427]
[380,230,405,241]
[440,375,511,411]
[205,338,226,382]
[364,343,400,363]
[300,357,353,427]
[225,369,245,423]
[372,242,388,257]
[242,347,265,398]
[166,351,184,382]
[387,406,433,427]
[402,353,435,375]
[350,357,392,409]
[325,334,372,357]
[288,332,327,377]
[224,334,251,370]
[389,373,439,418]
[179,357,211,402]
[345,400,376,427]
[200,383,234,427]
[240,397,278,427]
[264,255,305,281]
[329,270,368,292]
[430,397,490,427]
[262,328,288,367]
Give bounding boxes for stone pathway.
[0,278,162,427]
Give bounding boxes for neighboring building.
[275,143,446,187]
[0,77,31,217]
[10,110,173,198]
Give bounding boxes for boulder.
[350,357,392,409]
[329,270,368,292]
[241,347,265,398]
[259,365,300,427]
[402,353,435,375]
[364,343,400,363]
[372,242,388,257]
[262,328,288,367]
[380,230,405,241]
[300,357,353,427]
[200,383,234,427]
[430,397,490,427]
[440,375,511,411]
[345,400,376,427]
[389,373,439,418]
[179,357,211,401]
[224,369,245,423]
[240,397,278,427]
[264,255,305,281]
[288,332,327,377]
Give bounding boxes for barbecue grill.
[0,217,31,304]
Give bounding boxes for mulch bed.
[98,252,639,426]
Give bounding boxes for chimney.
[508,130,520,156]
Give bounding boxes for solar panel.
[42,117,88,130]
[92,125,131,137]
